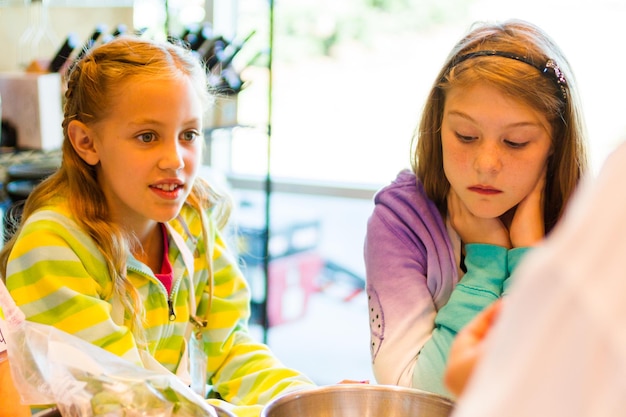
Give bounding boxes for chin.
[460,194,512,219]
[469,206,510,220]
[153,208,184,224]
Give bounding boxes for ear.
[68,120,100,166]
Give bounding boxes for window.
[231,0,626,187]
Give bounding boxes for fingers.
[509,166,547,247]
[530,164,547,201]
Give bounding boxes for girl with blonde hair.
[1,35,314,416]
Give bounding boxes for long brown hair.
[412,19,588,233]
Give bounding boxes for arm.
[406,189,511,397]
[199,221,314,407]
[413,184,540,397]
[502,171,545,294]
[453,143,626,417]
[444,299,502,397]
[364,188,457,387]
[503,247,530,294]
[412,243,508,397]
[364,174,533,394]
[5,209,143,365]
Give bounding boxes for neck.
[132,222,164,273]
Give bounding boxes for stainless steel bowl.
[261,384,455,417]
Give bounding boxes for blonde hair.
[0,36,230,339]
[412,19,588,233]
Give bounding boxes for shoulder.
[21,197,83,237]
[367,170,449,254]
[9,198,107,272]
[372,169,439,221]
[375,169,427,203]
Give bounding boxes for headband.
[446,50,568,102]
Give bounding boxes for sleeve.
[198,221,315,408]
[502,247,530,295]
[364,203,451,388]
[412,244,508,397]
[205,400,264,417]
[452,237,626,416]
[5,211,143,365]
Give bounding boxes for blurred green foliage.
[272,0,472,60]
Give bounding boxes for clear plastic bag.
[0,279,217,417]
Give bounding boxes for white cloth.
[452,140,626,417]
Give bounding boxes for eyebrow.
[445,110,545,129]
[128,118,163,126]
[127,117,202,127]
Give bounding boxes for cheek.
[185,145,202,170]
[442,139,469,179]
[508,154,549,197]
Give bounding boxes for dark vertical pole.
[261,0,275,344]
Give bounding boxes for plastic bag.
[0,279,218,417]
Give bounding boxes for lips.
[468,185,502,195]
[150,182,185,200]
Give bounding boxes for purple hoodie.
[365,169,522,396]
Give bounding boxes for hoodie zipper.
[127,264,182,322]
[167,274,184,321]
[168,298,176,321]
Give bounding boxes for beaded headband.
[446,50,568,102]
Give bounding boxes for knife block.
[0,72,63,151]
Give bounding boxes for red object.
[266,252,324,326]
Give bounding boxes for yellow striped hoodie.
[4,197,314,417]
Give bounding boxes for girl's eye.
[138,132,155,143]
[455,132,476,143]
[181,131,200,142]
[504,139,529,149]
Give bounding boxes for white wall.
[0,2,134,72]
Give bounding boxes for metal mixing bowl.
[261,384,455,417]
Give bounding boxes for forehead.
[94,76,203,124]
[443,82,552,133]
[445,82,539,113]
[105,74,201,106]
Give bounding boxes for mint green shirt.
[413,243,529,397]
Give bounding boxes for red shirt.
[154,223,174,294]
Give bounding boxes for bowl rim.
[261,383,455,416]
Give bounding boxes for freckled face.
[87,76,204,232]
[441,83,553,219]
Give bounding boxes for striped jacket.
[5,197,314,416]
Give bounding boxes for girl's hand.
[447,188,511,248]
[509,166,546,247]
[444,300,503,398]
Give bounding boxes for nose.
[158,139,185,171]
[473,141,502,174]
